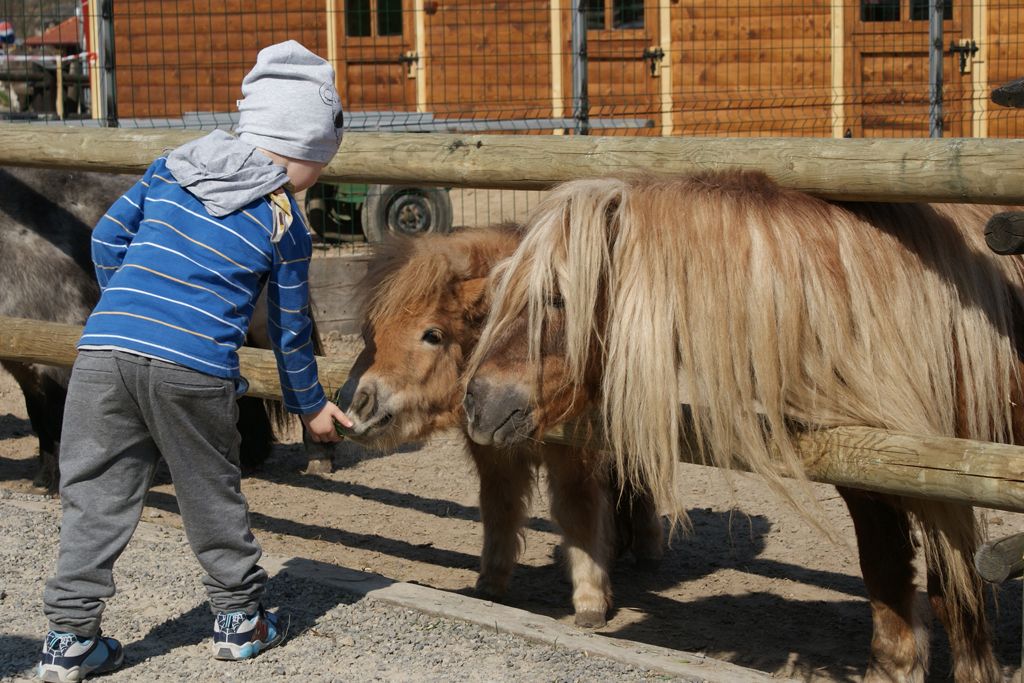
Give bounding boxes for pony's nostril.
[463,391,476,422]
[352,386,373,418]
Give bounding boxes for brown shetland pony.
[337,224,663,628]
[464,172,1024,682]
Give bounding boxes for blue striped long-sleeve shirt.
[80,157,327,414]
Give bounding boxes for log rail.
[1,124,1024,204]
[6,314,1024,515]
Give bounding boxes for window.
[378,0,403,36]
[345,0,402,38]
[583,0,604,30]
[583,0,644,31]
[910,0,953,21]
[345,0,371,37]
[861,0,899,22]
[613,0,644,29]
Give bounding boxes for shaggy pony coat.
[345,224,663,628]
[469,171,1024,681]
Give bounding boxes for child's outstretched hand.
[301,401,353,443]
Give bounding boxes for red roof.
[24,16,79,47]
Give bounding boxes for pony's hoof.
[574,610,607,629]
[304,457,333,475]
[32,469,57,493]
[473,578,507,602]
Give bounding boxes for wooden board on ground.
[262,553,788,683]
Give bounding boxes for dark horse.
[0,166,322,489]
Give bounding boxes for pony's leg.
[34,373,67,490]
[608,468,664,569]
[302,428,336,475]
[236,395,274,470]
[838,487,928,683]
[3,361,65,491]
[468,442,535,599]
[544,444,614,628]
[627,482,664,571]
[914,502,1001,683]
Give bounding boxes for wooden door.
[569,0,662,135]
[846,0,973,137]
[335,0,417,111]
[422,1,555,123]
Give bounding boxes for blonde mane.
[473,172,1024,528]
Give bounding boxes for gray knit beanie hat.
[236,40,344,164]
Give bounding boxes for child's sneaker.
[37,630,123,682]
[212,605,284,661]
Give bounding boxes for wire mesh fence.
[2,0,1024,244]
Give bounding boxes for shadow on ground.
[116,559,360,675]
[0,635,42,679]
[143,485,890,681]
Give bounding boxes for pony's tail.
[907,499,1000,681]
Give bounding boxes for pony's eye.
[547,294,565,309]
[422,328,444,345]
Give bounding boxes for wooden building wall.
[670,1,833,137]
[423,1,555,121]
[114,0,327,119]
[327,0,417,112]
[988,2,1024,137]
[109,0,1024,138]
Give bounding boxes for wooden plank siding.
[331,1,417,112]
[423,0,555,130]
[109,1,1024,139]
[114,0,327,119]
[987,3,1024,137]
[570,2,664,136]
[670,1,834,137]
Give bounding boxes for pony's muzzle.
[344,379,394,436]
[463,377,533,446]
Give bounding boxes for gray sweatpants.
[43,349,267,637]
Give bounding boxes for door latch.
[949,39,978,75]
[399,51,419,78]
[641,46,665,77]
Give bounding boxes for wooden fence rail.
[6,315,1024,514]
[0,314,357,400]
[2,124,1024,204]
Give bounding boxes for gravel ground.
[0,491,685,683]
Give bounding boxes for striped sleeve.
[267,209,327,414]
[91,161,157,290]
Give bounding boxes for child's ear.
[455,277,490,321]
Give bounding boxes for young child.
[37,40,351,682]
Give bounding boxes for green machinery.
[305,182,452,243]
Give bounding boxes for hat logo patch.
[319,82,339,107]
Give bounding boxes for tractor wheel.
[362,185,452,242]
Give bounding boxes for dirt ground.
[2,346,1024,682]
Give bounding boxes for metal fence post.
[99,0,117,127]
[928,0,944,138]
[571,0,589,135]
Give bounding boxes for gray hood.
[165,130,289,217]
